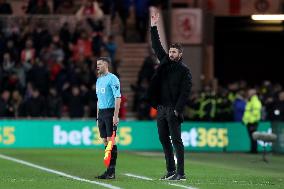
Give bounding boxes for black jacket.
[148,26,192,113]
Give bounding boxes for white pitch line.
[124,173,153,181]
[124,173,197,189]
[169,183,198,189]
[0,154,121,189]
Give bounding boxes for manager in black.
[148,7,192,181]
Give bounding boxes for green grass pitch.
[0,149,283,189]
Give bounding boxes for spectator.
[25,0,37,14]
[215,89,233,121]
[65,64,83,86]
[101,0,113,15]
[134,0,150,42]
[104,35,117,71]
[53,0,61,12]
[23,82,34,101]
[86,17,104,57]
[0,0,12,14]
[80,84,90,117]
[24,87,46,117]
[72,30,92,61]
[6,72,22,94]
[91,31,103,57]
[26,0,51,14]
[5,40,19,63]
[59,23,71,44]
[131,53,157,112]
[21,39,36,71]
[47,41,64,83]
[46,86,62,118]
[2,52,15,73]
[0,90,14,117]
[32,22,52,56]
[233,90,246,122]
[0,32,6,62]
[114,0,131,40]
[54,0,76,14]
[11,90,24,118]
[183,92,199,121]
[80,61,93,85]
[66,85,84,118]
[59,22,72,62]
[264,95,277,121]
[86,84,97,117]
[76,0,104,21]
[136,53,158,86]
[72,22,85,44]
[49,41,65,64]
[133,80,151,119]
[12,63,26,90]
[104,35,116,60]
[26,59,49,96]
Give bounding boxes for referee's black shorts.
[98,108,115,138]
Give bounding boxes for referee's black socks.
[108,145,117,174]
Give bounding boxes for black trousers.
[157,105,184,175]
[247,122,258,153]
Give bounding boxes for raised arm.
[150,7,167,61]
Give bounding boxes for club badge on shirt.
[115,85,119,91]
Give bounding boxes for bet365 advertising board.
[0,120,272,152]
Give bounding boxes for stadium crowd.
[0,0,116,118]
[1,0,284,121]
[132,55,284,122]
[0,0,160,119]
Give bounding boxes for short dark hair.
[169,43,183,53]
[97,57,111,64]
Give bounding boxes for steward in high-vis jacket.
[242,89,262,153]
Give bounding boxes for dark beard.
[169,56,180,62]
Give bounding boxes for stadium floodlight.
[251,14,284,21]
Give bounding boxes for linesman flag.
[104,126,117,167]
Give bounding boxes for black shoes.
[168,174,186,181]
[160,171,176,180]
[160,171,186,181]
[96,171,115,179]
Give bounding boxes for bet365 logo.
[182,127,228,148]
[53,125,132,146]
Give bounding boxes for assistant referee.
[95,57,121,179]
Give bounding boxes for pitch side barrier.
[0,120,283,153]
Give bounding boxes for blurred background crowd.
[0,0,284,122]
[131,54,284,122]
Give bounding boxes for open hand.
[150,6,159,26]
